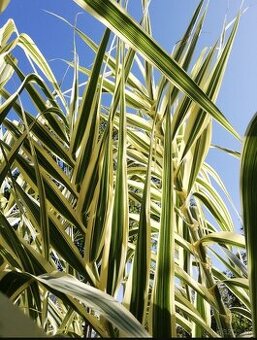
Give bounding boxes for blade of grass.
[74,0,239,140]
[240,111,257,338]
[151,88,176,338]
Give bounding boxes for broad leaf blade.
[34,273,150,338]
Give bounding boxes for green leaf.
[0,0,10,13]
[151,88,176,337]
[104,41,129,296]
[71,28,110,157]
[195,231,245,248]
[34,272,150,338]
[74,0,239,140]
[240,111,257,337]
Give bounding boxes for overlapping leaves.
[0,1,250,338]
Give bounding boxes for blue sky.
[2,0,257,230]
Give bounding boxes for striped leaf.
[240,111,257,337]
[74,0,239,139]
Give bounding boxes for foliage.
[0,0,10,13]
[0,0,254,338]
